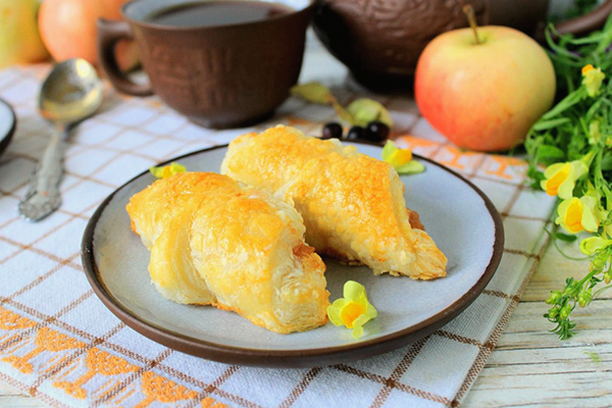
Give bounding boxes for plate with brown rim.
[0,98,16,157]
[81,141,503,367]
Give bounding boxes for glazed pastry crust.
[221,125,447,280]
[126,172,329,334]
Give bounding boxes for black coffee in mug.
[147,0,292,27]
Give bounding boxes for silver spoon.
[19,59,103,221]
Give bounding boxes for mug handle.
[97,18,153,96]
[555,0,612,35]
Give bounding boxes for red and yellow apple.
[0,0,49,68]
[415,25,556,152]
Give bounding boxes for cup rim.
[121,0,315,31]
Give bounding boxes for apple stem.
[462,5,481,45]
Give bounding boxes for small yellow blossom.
[581,64,594,75]
[556,196,599,234]
[540,160,587,199]
[580,236,612,255]
[149,162,186,179]
[389,148,412,166]
[581,64,605,97]
[327,281,377,339]
[382,140,425,174]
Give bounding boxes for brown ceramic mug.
[98,0,314,128]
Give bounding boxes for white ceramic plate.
[82,142,503,367]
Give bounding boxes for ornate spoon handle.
[19,125,67,221]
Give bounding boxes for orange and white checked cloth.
[0,65,555,408]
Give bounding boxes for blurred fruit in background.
[39,0,138,71]
[415,8,556,152]
[0,0,49,69]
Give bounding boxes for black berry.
[365,121,390,142]
[345,126,365,141]
[322,122,343,139]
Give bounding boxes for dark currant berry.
[322,122,343,139]
[365,121,390,142]
[345,126,365,141]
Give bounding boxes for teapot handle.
[555,0,612,35]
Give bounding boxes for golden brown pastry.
[221,125,447,280]
[126,172,329,334]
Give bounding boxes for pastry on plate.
[126,172,329,334]
[221,125,447,280]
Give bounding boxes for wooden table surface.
[2,239,610,407]
[463,240,612,407]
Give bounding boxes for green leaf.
[346,98,393,127]
[601,152,612,171]
[533,117,572,131]
[395,160,425,175]
[541,90,585,119]
[584,351,602,363]
[554,232,578,242]
[537,144,566,164]
[290,82,333,105]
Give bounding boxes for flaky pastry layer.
[126,172,329,333]
[222,126,447,279]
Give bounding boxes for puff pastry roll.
[222,125,447,280]
[126,172,329,334]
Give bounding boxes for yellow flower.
[581,64,605,97]
[327,281,377,339]
[382,140,425,175]
[581,64,594,75]
[149,162,186,179]
[580,236,612,255]
[540,160,587,199]
[556,196,599,234]
[390,148,412,166]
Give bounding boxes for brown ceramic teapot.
[313,0,612,91]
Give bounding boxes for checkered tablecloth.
[0,61,555,408]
